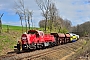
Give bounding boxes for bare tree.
[36,0,52,32]
[16,12,24,33]
[0,13,4,33]
[63,19,72,31]
[15,0,33,32]
[39,17,64,33]
[48,3,58,32]
[26,9,33,29]
[15,0,27,32]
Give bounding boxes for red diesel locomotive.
[14,30,71,53]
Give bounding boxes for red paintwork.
[58,33,65,37]
[21,30,55,44]
[65,34,70,37]
[65,34,71,43]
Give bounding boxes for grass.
[0,32,16,55]
[0,25,25,55]
[2,25,24,32]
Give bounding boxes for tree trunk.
[0,19,2,33]
[25,19,27,33]
[45,17,47,33]
[21,19,23,34]
[25,15,27,33]
[28,15,30,30]
[28,20,30,30]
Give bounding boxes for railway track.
[22,40,84,60]
[0,39,85,60]
[0,44,68,60]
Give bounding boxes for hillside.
[66,37,90,60]
[0,25,43,55]
[0,25,23,55]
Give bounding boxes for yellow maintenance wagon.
[70,35,77,42]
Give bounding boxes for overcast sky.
[0,0,90,27]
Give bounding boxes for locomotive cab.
[27,30,44,37]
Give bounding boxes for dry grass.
[66,38,90,60]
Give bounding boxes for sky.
[0,0,90,27]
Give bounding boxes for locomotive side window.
[39,32,44,36]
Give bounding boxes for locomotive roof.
[28,30,44,35]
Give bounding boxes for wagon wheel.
[58,38,61,45]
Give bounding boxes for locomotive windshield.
[27,30,38,34]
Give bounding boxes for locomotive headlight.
[22,37,27,40]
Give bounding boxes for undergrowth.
[66,38,90,60]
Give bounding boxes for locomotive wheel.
[49,42,52,48]
[36,43,38,49]
[60,40,63,45]
[51,42,55,47]
[42,43,45,49]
